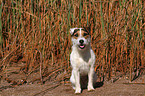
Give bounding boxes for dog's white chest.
[70,50,94,75]
[79,59,90,75]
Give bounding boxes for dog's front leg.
[73,69,81,94]
[88,66,95,91]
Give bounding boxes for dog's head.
[70,27,91,50]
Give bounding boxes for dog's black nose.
[79,40,84,44]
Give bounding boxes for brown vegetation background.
[0,0,144,86]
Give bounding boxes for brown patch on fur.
[71,28,90,39]
[81,30,90,39]
[71,29,80,39]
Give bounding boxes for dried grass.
[0,0,144,85]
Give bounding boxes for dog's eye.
[74,33,78,37]
[84,33,88,36]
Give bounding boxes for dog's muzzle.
[78,40,85,49]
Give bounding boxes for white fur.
[70,28,96,94]
[70,28,80,35]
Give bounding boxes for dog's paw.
[88,86,95,92]
[75,92,81,95]
[75,88,81,94]
[88,88,95,92]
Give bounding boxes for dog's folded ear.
[83,27,91,34]
[84,27,90,32]
[70,28,78,35]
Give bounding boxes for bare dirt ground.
[0,74,144,96]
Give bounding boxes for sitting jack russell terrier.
[70,27,96,94]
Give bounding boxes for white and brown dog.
[70,27,96,94]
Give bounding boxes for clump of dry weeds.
[0,0,144,86]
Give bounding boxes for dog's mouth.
[78,44,85,49]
